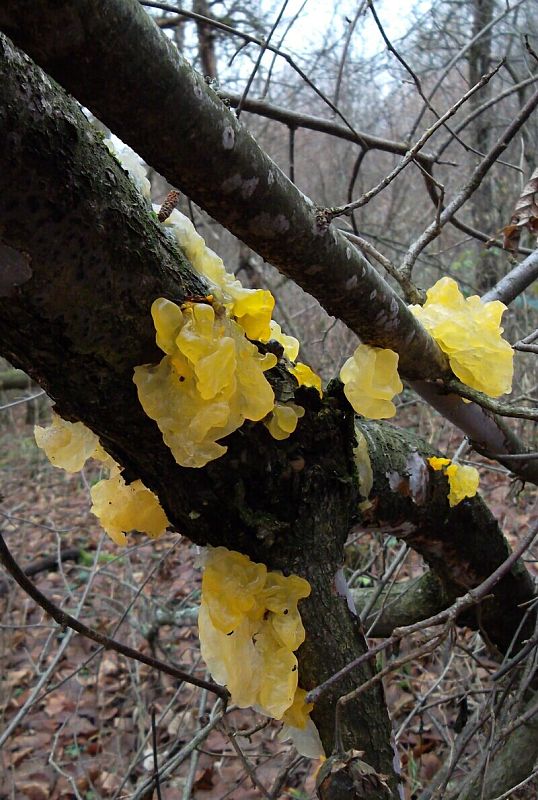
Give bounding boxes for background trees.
[0,1,537,798]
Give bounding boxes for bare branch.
[327,63,503,221]
[307,519,538,705]
[401,86,538,277]
[0,530,228,699]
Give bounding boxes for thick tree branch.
[352,418,536,654]
[219,91,436,166]
[0,0,449,382]
[0,530,226,697]
[4,0,536,486]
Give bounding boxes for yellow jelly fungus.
[134,299,277,468]
[160,208,274,342]
[105,141,152,202]
[231,287,275,341]
[427,456,479,507]
[289,362,323,396]
[265,402,305,441]
[282,688,314,730]
[409,277,513,397]
[445,463,480,507]
[340,344,403,419]
[90,472,168,546]
[269,320,300,362]
[202,547,267,633]
[35,414,169,544]
[106,144,290,354]
[34,413,99,473]
[198,547,317,741]
[427,456,451,471]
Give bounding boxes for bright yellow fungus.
[282,687,314,729]
[35,413,100,473]
[410,277,513,397]
[428,456,451,471]
[35,414,169,544]
[427,456,479,507]
[290,362,323,396]
[162,209,274,342]
[269,320,300,362]
[198,547,321,754]
[90,473,168,546]
[265,402,305,441]
[109,145,308,460]
[134,299,277,468]
[340,344,403,419]
[445,464,480,507]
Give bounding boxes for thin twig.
[408,0,526,139]
[151,707,163,800]
[327,63,503,221]
[140,1,362,138]
[235,0,290,119]
[220,717,272,798]
[401,86,538,277]
[0,530,227,699]
[307,520,538,705]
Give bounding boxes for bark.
[0,34,398,793]
[353,572,450,638]
[354,417,536,654]
[450,693,538,800]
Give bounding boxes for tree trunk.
[469,0,500,292]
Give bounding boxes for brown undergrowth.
[0,385,536,799]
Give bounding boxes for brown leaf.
[503,166,538,251]
[19,776,50,800]
[193,766,215,791]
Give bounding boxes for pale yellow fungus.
[134,299,277,468]
[198,547,321,755]
[108,146,308,460]
[35,414,169,544]
[445,464,480,507]
[90,473,168,546]
[265,402,305,441]
[340,344,403,419]
[35,412,100,473]
[282,687,314,729]
[161,209,274,342]
[269,320,300,362]
[105,141,152,201]
[427,456,479,507]
[289,362,323,396]
[410,277,513,397]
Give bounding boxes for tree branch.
[0,530,227,698]
[0,0,449,382]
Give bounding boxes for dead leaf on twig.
[503,166,538,251]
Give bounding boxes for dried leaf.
[503,166,538,251]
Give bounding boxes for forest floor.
[0,393,537,800]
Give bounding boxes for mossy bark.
[354,417,536,654]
